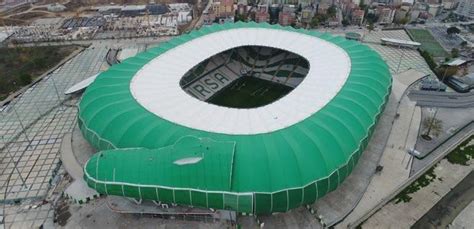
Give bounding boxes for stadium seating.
[181,46,309,101]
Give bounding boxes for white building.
[47,3,66,12]
[456,0,474,19]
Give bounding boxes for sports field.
[208,76,292,108]
[406,28,448,57]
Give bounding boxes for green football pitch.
[208,76,293,108]
[406,28,448,57]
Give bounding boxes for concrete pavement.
[363,160,473,228]
[337,69,425,228]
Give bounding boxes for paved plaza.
[362,30,435,76]
[316,28,435,77]
[364,160,473,228]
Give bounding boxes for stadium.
[78,22,392,214]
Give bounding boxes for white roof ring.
[130,28,352,135]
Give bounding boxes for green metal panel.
[80,22,392,214]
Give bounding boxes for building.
[203,11,216,25]
[446,73,474,93]
[442,0,457,10]
[279,5,296,26]
[394,8,408,22]
[301,7,315,24]
[279,11,295,26]
[47,3,66,12]
[456,0,474,19]
[212,0,234,18]
[377,7,395,24]
[237,3,247,15]
[427,4,443,17]
[255,8,270,23]
[79,22,391,215]
[352,8,365,25]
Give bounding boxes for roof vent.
[173,157,202,165]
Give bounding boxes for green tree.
[19,72,32,85]
[447,26,461,36]
[234,14,246,22]
[368,21,374,32]
[327,6,336,17]
[420,50,437,71]
[451,48,459,58]
[399,17,409,25]
[342,18,350,27]
[310,17,320,28]
[423,117,443,139]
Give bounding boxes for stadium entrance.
[180,45,309,108]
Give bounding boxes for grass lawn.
[406,28,448,57]
[0,45,80,100]
[393,134,474,203]
[208,76,293,108]
[446,135,474,166]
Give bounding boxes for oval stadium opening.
[180,45,310,108]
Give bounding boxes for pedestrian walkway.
[337,69,425,228]
[364,161,473,228]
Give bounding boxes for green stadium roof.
[80,22,392,214]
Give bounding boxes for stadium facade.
[79,22,392,214]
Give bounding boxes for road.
[408,90,474,108]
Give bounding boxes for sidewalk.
[363,160,473,228]
[337,69,425,228]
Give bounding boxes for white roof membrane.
[130,28,351,135]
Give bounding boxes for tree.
[327,5,336,17]
[342,18,350,27]
[422,116,443,139]
[420,50,437,70]
[447,26,461,36]
[399,17,409,25]
[234,14,246,22]
[365,12,378,24]
[460,41,468,48]
[368,22,374,32]
[451,48,460,58]
[310,17,320,28]
[19,72,32,85]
